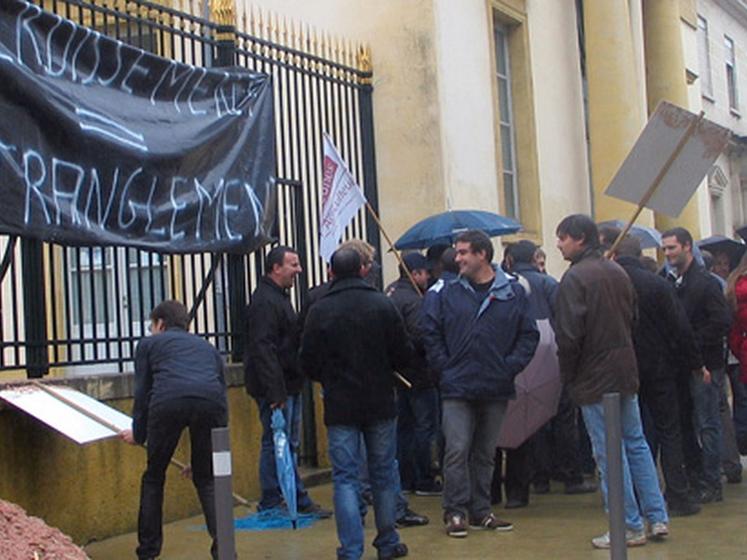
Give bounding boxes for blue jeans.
[690,372,723,489]
[397,387,440,491]
[358,439,409,519]
[581,395,668,532]
[257,395,312,511]
[328,419,401,560]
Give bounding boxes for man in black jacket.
[386,252,441,496]
[301,248,414,560]
[244,245,328,515]
[661,227,732,503]
[612,236,702,516]
[121,300,227,560]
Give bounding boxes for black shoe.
[725,469,743,484]
[698,486,723,504]
[415,479,443,496]
[505,498,528,509]
[378,543,408,560]
[396,509,429,528]
[565,481,597,495]
[298,503,333,519]
[668,500,701,517]
[533,481,550,494]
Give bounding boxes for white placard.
[0,385,132,445]
[605,101,730,218]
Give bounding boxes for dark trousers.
[532,387,585,487]
[136,397,227,560]
[491,443,532,504]
[639,376,691,505]
[396,387,440,491]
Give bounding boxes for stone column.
[583,1,653,225]
[643,0,701,237]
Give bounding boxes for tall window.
[493,19,519,219]
[726,35,739,111]
[697,16,713,98]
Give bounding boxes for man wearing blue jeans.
[245,246,330,516]
[661,227,731,503]
[301,248,414,560]
[555,215,669,549]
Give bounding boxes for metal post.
[603,392,627,560]
[211,427,236,560]
[21,239,48,378]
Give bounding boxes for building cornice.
[712,0,747,28]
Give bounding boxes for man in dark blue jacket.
[120,300,227,560]
[422,230,539,538]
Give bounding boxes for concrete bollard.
[212,427,236,560]
[603,393,627,560]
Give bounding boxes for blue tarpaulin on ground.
[234,508,320,531]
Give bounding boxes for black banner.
[0,0,276,254]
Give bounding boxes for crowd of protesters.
[124,213,747,560]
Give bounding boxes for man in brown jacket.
[554,215,668,550]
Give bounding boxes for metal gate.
[2,0,380,378]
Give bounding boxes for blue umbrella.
[271,408,298,529]
[597,219,662,249]
[394,210,521,250]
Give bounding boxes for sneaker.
[469,513,513,532]
[565,481,597,495]
[415,480,443,496]
[591,529,646,549]
[298,503,333,519]
[396,509,429,528]
[648,521,669,541]
[445,513,468,538]
[377,542,408,560]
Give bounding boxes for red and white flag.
[319,134,367,262]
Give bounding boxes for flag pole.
[364,202,423,297]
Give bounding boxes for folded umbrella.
[497,320,561,449]
[597,219,662,249]
[394,210,521,250]
[271,408,298,529]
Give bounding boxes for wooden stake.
[607,111,705,258]
[30,381,250,507]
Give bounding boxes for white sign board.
[0,385,131,445]
[605,101,730,218]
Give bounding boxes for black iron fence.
[3,0,380,379]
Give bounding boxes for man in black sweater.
[661,227,732,503]
[121,300,228,560]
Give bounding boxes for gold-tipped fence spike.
[210,0,237,28]
[357,44,372,84]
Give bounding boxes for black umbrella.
[696,235,746,270]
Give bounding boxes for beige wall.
[239,0,594,281]
[526,0,591,277]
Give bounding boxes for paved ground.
[86,468,747,560]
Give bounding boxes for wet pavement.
[86,468,747,560]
